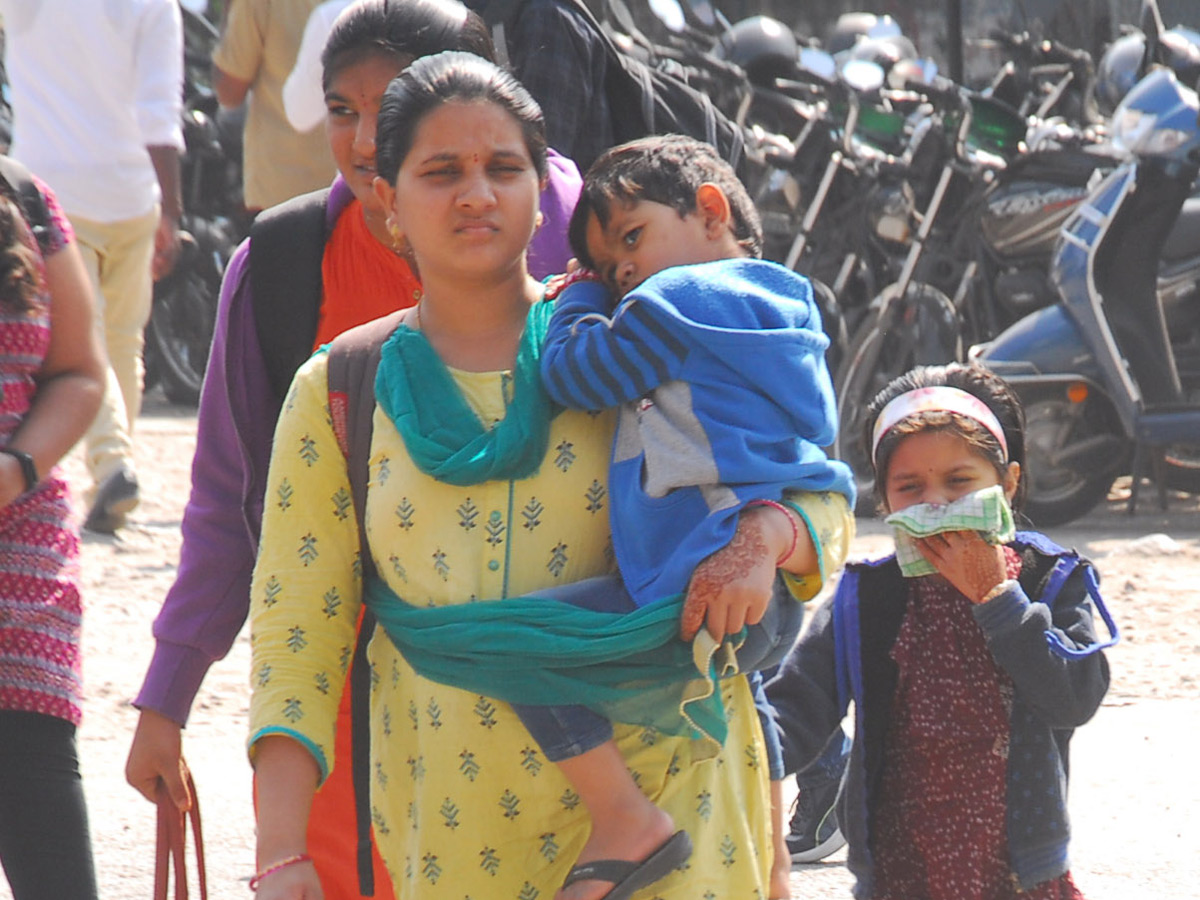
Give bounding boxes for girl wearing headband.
[766,363,1117,900]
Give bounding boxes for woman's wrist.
[249,853,313,891]
[744,499,799,567]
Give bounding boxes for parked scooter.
[975,3,1200,526]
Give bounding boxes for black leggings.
[0,712,98,900]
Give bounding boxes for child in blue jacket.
[528,134,856,900]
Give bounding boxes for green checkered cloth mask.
[884,484,1016,577]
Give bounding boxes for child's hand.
[914,530,1009,603]
[681,514,777,641]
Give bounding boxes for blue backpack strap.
[831,567,863,712]
[1016,531,1119,659]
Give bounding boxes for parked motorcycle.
[144,6,248,406]
[975,1,1200,526]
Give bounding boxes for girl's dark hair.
[0,195,43,314]
[567,134,763,267]
[320,0,494,92]
[864,363,1028,512]
[375,51,548,185]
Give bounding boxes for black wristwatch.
[0,448,38,493]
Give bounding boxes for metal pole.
[947,0,964,83]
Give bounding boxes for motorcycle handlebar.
[904,77,962,107]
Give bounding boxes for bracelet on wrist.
[745,499,799,566]
[249,853,312,891]
[0,447,38,494]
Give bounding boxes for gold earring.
[534,211,545,231]
[387,220,408,252]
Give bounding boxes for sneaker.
[84,465,139,534]
[786,771,846,864]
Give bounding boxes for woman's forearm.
[7,372,103,475]
[252,735,321,867]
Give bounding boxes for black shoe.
[84,466,139,534]
[787,772,846,864]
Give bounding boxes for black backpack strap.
[250,187,331,402]
[0,156,55,256]
[326,310,404,897]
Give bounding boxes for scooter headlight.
[1113,106,1191,154]
[1110,107,1155,154]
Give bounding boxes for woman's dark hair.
[567,134,763,267]
[320,0,494,92]
[375,51,548,185]
[0,195,42,314]
[864,363,1028,512]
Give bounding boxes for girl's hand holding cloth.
[886,485,1016,600]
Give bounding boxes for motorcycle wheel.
[1020,393,1126,527]
[142,324,162,393]
[832,282,961,514]
[1162,444,1200,493]
[147,264,217,407]
[811,276,847,375]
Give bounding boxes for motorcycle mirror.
[866,15,903,40]
[841,58,886,93]
[684,0,717,28]
[888,57,936,89]
[648,0,686,33]
[798,47,837,81]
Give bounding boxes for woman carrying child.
[247,51,809,900]
[767,362,1116,900]
[125,3,580,897]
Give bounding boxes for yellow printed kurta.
[250,352,772,898]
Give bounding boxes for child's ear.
[695,182,732,238]
[1003,460,1021,504]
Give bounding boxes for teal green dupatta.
[366,298,735,751]
[374,298,558,485]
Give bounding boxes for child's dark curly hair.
[864,362,1028,513]
[567,134,763,268]
[0,196,42,315]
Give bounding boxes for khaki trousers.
[69,207,158,493]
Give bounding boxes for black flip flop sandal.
[559,830,693,900]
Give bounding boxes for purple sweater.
[136,158,581,724]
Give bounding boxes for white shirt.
[281,0,351,134]
[1,0,184,222]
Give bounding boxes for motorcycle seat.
[996,146,1110,188]
[1161,194,1200,263]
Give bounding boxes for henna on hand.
[681,516,772,641]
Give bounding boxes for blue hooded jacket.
[541,257,855,605]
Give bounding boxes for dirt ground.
[5,391,1197,900]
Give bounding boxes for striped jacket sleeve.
[541,279,690,410]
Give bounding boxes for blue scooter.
[975,9,1200,526]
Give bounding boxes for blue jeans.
[512,573,803,779]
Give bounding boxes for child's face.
[882,429,1019,513]
[583,189,733,295]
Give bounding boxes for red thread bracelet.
[249,853,313,891]
[746,499,799,566]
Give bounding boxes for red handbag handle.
[154,769,208,900]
